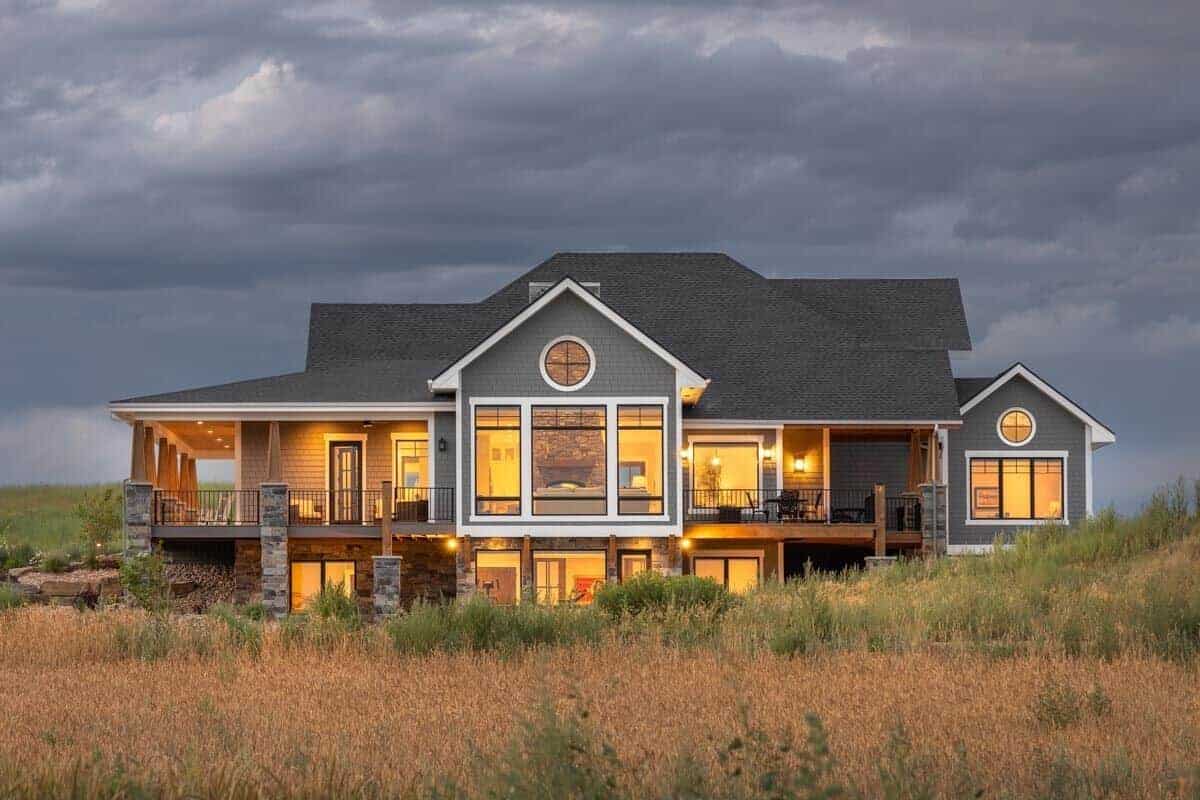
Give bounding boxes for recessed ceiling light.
[196,421,204,425]
[207,430,214,434]
[223,444,231,449]
[216,437,223,442]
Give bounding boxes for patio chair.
[743,492,769,523]
[803,489,824,522]
[777,490,801,521]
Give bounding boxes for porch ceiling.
[157,420,236,457]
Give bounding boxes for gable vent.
[529,281,601,303]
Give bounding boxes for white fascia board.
[959,363,1116,444]
[428,278,707,393]
[109,402,455,422]
[682,418,963,428]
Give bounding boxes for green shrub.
[310,582,362,629]
[1133,567,1200,661]
[0,583,26,611]
[208,605,263,657]
[240,602,267,622]
[387,597,605,656]
[593,571,732,619]
[112,614,175,661]
[0,538,36,569]
[1033,679,1083,729]
[74,488,121,563]
[119,551,171,613]
[37,550,70,574]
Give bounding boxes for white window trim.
[468,396,670,524]
[683,433,764,514]
[538,335,597,392]
[964,449,1069,527]
[996,407,1036,447]
[322,432,368,525]
[390,422,434,490]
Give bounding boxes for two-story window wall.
[475,406,521,515]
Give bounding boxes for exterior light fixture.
[362,420,374,428]
[679,447,691,461]
[196,421,204,426]
[438,437,447,453]
[793,455,806,473]
[447,538,459,551]
[680,538,692,551]
[761,447,774,460]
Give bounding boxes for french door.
[328,441,363,523]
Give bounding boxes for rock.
[7,566,35,580]
[39,580,87,597]
[170,580,198,597]
[95,554,122,569]
[98,576,123,602]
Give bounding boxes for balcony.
[683,488,923,533]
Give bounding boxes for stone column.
[123,480,153,554]
[920,482,948,557]
[606,534,618,583]
[665,534,682,576]
[455,535,474,599]
[372,555,402,617]
[260,482,289,617]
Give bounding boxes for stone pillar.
[456,535,474,599]
[372,555,402,617]
[920,482,948,557]
[666,534,682,576]
[123,480,153,554]
[260,482,289,617]
[381,480,393,556]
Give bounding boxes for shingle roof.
[117,252,973,420]
[954,377,997,407]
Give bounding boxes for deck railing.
[886,495,923,532]
[683,487,921,529]
[288,489,383,525]
[153,490,260,526]
[393,487,455,523]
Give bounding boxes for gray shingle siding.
[947,375,1087,547]
[458,292,678,526]
[434,412,456,490]
[829,438,910,497]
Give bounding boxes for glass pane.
[691,443,758,507]
[475,407,520,515]
[1002,459,1032,519]
[1000,411,1033,443]
[618,425,663,514]
[1033,459,1064,519]
[290,562,321,612]
[533,406,606,515]
[693,558,725,585]
[618,405,663,427]
[620,554,649,581]
[545,341,590,386]
[396,439,429,488]
[970,459,1000,519]
[324,561,356,597]
[727,559,759,594]
[533,551,606,605]
[476,551,521,604]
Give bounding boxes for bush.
[208,605,263,656]
[74,488,121,562]
[0,537,36,569]
[388,597,605,656]
[37,550,71,574]
[119,551,171,613]
[310,582,362,628]
[112,614,175,661]
[1033,679,1083,729]
[593,571,732,619]
[0,583,26,611]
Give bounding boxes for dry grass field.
[0,481,1198,798]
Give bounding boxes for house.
[109,253,1115,615]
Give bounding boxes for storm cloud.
[2,0,1198,508]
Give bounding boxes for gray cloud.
[1,0,1198,506]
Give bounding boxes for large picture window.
[970,457,1063,521]
[532,406,606,515]
[618,405,664,515]
[395,438,428,488]
[533,551,606,604]
[693,555,760,594]
[690,442,759,508]
[290,560,356,612]
[475,406,521,515]
[476,551,521,604]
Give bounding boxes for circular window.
[540,337,594,391]
[997,408,1035,446]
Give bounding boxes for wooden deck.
[683,522,922,548]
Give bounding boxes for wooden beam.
[130,422,147,482]
[166,443,178,491]
[684,522,875,540]
[521,535,532,598]
[266,421,282,482]
[873,484,887,557]
[822,427,831,523]
[381,480,393,556]
[143,427,157,487]
[776,540,785,582]
[156,437,170,490]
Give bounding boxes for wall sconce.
[793,454,807,473]
[761,446,775,461]
[680,538,692,551]
[446,537,459,551]
[362,420,374,429]
[437,436,447,453]
[679,447,691,462]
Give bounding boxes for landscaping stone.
[98,576,123,603]
[170,580,198,597]
[7,566,35,580]
[40,580,87,597]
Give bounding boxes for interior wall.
[240,420,429,490]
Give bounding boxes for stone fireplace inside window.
[532,406,607,515]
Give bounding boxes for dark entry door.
[329,442,362,523]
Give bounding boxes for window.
[475,406,521,515]
[395,438,428,488]
[476,551,521,604]
[532,406,606,515]
[690,442,759,508]
[998,408,1035,446]
[533,551,607,604]
[969,457,1063,521]
[541,338,593,389]
[618,405,664,515]
[693,556,760,594]
[619,551,650,581]
[290,560,356,612]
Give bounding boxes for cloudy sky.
[1,0,1197,510]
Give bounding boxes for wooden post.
[521,535,533,599]
[130,422,147,482]
[822,427,831,523]
[381,480,393,556]
[873,483,887,557]
[266,421,282,483]
[156,437,170,491]
[143,427,157,487]
[607,534,618,583]
[166,443,178,491]
[776,540,785,583]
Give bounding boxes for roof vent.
[529,281,601,303]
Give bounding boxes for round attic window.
[998,408,1035,446]
[540,337,594,391]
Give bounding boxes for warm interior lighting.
[447,538,459,551]
[793,455,806,473]
[223,445,231,449]
[680,538,692,550]
[196,421,204,425]
[761,447,774,460]
[709,456,721,467]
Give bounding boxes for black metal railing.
[288,489,382,525]
[887,496,923,532]
[153,490,259,526]
[827,488,877,524]
[393,487,455,522]
[684,488,826,523]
